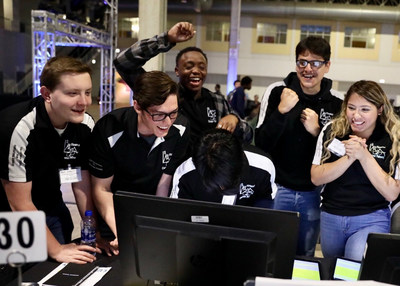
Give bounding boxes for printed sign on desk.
[0,211,47,264]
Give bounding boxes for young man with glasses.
[88,71,190,254]
[255,36,343,257]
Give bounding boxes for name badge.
[59,165,82,184]
[327,138,346,157]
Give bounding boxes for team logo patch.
[238,183,255,200]
[369,143,386,159]
[207,107,217,123]
[162,150,172,170]
[64,140,79,160]
[320,108,334,126]
[11,145,25,167]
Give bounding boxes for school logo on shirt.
[238,183,255,200]
[64,140,79,160]
[207,107,217,123]
[319,108,334,126]
[162,150,172,170]
[369,143,386,159]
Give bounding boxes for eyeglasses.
[144,109,178,121]
[296,59,328,69]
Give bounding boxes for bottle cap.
[85,210,93,216]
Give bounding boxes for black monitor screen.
[359,232,400,284]
[114,192,299,286]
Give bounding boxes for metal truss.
[31,0,118,116]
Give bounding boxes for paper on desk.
[37,263,68,285]
[36,263,111,286]
[255,277,393,286]
[79,267,111,286]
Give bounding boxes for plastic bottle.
[81,210,96,255]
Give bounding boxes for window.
[118,17,139,40]
[256,23,287,44]
[300,25,331,42]
[391,27,400,61]
[206,21,230,42]
[344,27,376,49]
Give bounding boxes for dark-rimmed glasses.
[144,109,179,121]
[296,59,328,69]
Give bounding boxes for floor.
[64,103,323,257]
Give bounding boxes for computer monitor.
[333,257,361,281]
[291,258,321,281]
[114,192,300,286]
[359,232,400,284]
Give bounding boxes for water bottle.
[81,210,96,255]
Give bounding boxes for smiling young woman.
[311,80,400,262]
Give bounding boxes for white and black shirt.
[89,107,190,195]
[255,72,343,191]
[171,145,276,206]
[313,121,398,216]
[0,97,94,213]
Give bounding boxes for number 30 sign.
[0,211,47,265]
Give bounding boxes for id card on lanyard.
[59,164,82,184]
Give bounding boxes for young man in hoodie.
[255,36,343,257]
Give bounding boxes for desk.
[6,254,122,286]
[4,256,339,286]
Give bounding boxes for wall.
[2,2,400,102]
[161,15,400,101]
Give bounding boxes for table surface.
[6,254,122,286]
[5,255,339,286]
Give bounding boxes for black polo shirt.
[179,87,218,149]
[0,96,94,214]
[313,121,395,216]
[88,107,190,194]
[170,145,276,206]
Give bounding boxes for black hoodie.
[255,72,343,190]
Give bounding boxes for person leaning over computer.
[255,36,343,257]
[113,22,252,159]
[311,80,400,261]
[0,56,103,263]
[89,71,190,255]
[171,128,276,208]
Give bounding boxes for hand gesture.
[344,135,367,160]
[53,243,100,264]
[216,114,239,133]
[96,236,119,256]
[300,108,320,137]
[167,22,195,43]
[278,88,299,114]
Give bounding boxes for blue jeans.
[320,209,391,262]
[46,202,74,244]
[273,185,320,257]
